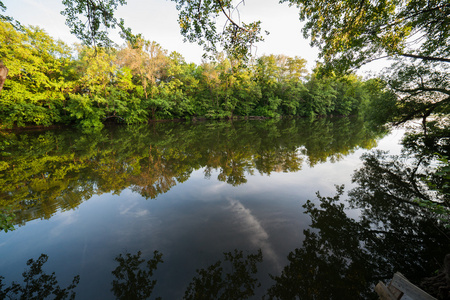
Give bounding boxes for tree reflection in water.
[0,254,79,300]
[2,174,447,300]
[111,250,163,300]
[267,185,449,299]
[0,117,384,229]
[183,249,262,300]
[1,119,449,298]
[265,123,450,299]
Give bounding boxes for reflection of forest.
[0,117,384,226]
[266,122,450,299]
[267,186,450,299]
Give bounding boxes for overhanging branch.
[401,54,450,63]
[217,0,248,32]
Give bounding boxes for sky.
[3,0,386,74]
[4,0,318,66]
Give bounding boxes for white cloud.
[227,197,282,271]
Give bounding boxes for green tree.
[61,0,131,47]
[174,0,265,60]
[283,0,450,71]
[299,72,337,117]
[382,60,450,128]
[282,0,450,130]
[0,20,73,127]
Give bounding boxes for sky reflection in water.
[1,118,438,299]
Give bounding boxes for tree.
[0,0,410,125]
[184,249,263,300]
[282,0,450,126]
[174,0,266,60]
[3,0,449,67]
[6,0,266,61]
[0,20,73,127]
[282,0,450,71]
[381,60,450,127]
[61,0,132,48]
[299,72,337,117]
[117,39,169,98]
[0,118,382,227]
[266,183,449,299]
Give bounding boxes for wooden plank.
[387,282,404,300]
[375,281,397,300]
[390,272,437,300]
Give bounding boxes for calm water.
[0,118,448,299]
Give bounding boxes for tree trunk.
[0,60,9,93]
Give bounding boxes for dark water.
[0,118,448,299]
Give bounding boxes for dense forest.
[0,19,392,129]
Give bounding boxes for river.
[0,117,447,299]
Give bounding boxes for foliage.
[0,254,80,300]
[65,94,106,128]
[174,0,266,60]
[0,206,15,232]
[3,0,448,133]
[111,251,163,300]
[0,19,389,128]
[281,0,450,132]
[184,249,263,300]
[0,20,72,128]
[430,155,450,198]
[381,59,450,126]
[61,0,131,47]
[282,0,450,72]
[350,148,450,226]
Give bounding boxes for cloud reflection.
[227,198,282,271]
[119,200,149,218]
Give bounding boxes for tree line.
[0,20,391,129]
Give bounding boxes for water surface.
[0,118,447,299]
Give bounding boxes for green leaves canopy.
[61,0,132,47]
[174,0,265,60]
[283,0,450,72]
